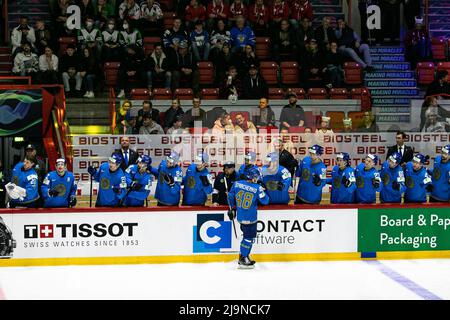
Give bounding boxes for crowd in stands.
[10,0,380,99]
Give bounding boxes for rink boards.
[0,204,450,266]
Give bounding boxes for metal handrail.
[109,87,117,134]
[2,0,8,44]
[0,76,32,85]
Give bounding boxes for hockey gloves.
[227,208,236,220]
[341,175,352,188]
[131,181,142,191]
[69,195,77,207]
[426,184,434,192]
[48,189,59,197]
[112,186,121,194]
[162,172,175,187]
[199,175,210,187]
[392,180,400,191]
[277,181,284,191]
[372,178,380,189]
[257,180,266,190]
[87,166,96,176]
[312,174,321,186]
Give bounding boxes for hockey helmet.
[336,152,350,163]
[245,166,261,181]
[244,151,257,163]
[138,155,152,165]
[366,153,379,165]
[309,144,324,155]
[389,152,402,165]
[109,153,123,164]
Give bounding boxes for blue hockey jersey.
[124,164,153,206]
[93,163,127,207]
[182,163,213,205]
[10,162,39,205]
[41,170,77,207]
[154,159,183,206]
[295,156,327,204]
[328,165,356,204]
[228,180,269,224]
[404,162,432,203]
[355,163,382,204]
[261,164,291,204]
[379,161,406,203]
[429,155,450,201]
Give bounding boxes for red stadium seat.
[130,88,150,100]
[304,111,322,127]
[330,88,348,99]
[198,61,214,84]
[344,62,363,85]
[286,87,306,99]
[255,37,271,60]
[104,62,120,87]
[260,61,279,85]
[230,111,250,123]
[201,88,219,100]
[327,111,345,131]
[431,37,446,61]
[152,88,172,100]
[163,11,176,30]
[143,37,161,56]
[58,37,76,56]
[268,88,284,99]
[416,62,435,86]
[350,87,372,111]
[308,88,327,99]
[437,62,450,75]
[189,127,209,134]
[258,126,279,134]
[348,111,365,129]
[288,126,305,133]
[280,61,299,85]
[174,88,193,100]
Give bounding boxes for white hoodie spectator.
[11,17,36,55]
[12,42,38,76]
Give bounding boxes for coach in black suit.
[386,131,414,167]
[114,136,139,171]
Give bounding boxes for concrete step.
[311,0,341,5]
[0,54,11,62]
[68,118,111,126]
[365,71,416,79]
[365,80,417,88]
[68,125,111,135]
[312,5,343,14]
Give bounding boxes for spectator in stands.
[185,0,206,31]
[59,44,82,96]
[420,96,450,131]
[119,18,143,49]
[248,0,270,36]
[422,108,450,132]
[357,111,379,132]
[182,96,206,128]
[79,0,96,21]
[162,18,189,57]
[242,64,268,99]
[101,18,121,61]
[405,16,431,69]
[314,16,337,52]
[297,17,314,55]
[219,65,242,100]
[236,44,259,79]
[140,0,163,34]
[234,112,257,133]
[205,106,227,128]
[213,43,237,85]
[279,92,305,130]
[229,0,247,28]
[34,20,53,56]
[167,114,188,134]
[230,15,255,53]
[94,0,115,29]
[335,18,375,71]
[270,0,289,30]
[37,46,58,84]
[119,0,141,27]
[315,116,334,143]
[301,38,324,87]
[252,97,276,128]
[164,98,185,131]
[124,113,139,134]
[11,16,36,57]
[425,70,450,98]
[209,19,231,60]
[136,100,161,130]
[271,18,298,63]
[12,42,38,80]
[323,41,344,88]
[52,0,71,39]
[385,131,414,166]
[116,44,146,98]
[77,16,103,57]
[145,43,172,91]
[171,41,200,94]
[206,0,229,31]
[289,0,313,30]
[212,112,235,135]
[80,47,100,98]
[139,113,165,134]
[190,20,210,61]
[342,118,353,133]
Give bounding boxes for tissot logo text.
[24,223,138,239]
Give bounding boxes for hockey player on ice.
[41,158,77,208]
[355,154,382,204]
[404,153,432,203]
[379,152,406,203]
[122,155,153,207]
[152,151,183,206]
[428,145,450,202]
[260,152,291,204]
[7,156,39,208]
[327,152,356,204]
[182,151,213,206]
[237,150,258,180]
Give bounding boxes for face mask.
[86,21,93,27]
[108,24,115,30]
[123,24,129,29]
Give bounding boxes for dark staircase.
[428,0,450,38]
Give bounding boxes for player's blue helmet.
[167,151,180,163]
[413,153,427,164]
[245,166,261,181]
[366,153,379,165]
[138,155,152,165]
[55,158,66,165]
[309,144,324,155]
[442,145,450,155]
[223,161,235,169]
[195,151,209,164]
[336,152,350,164]
[109,153,123,164]
[389,152,402,165]
[265,152,279,163]
[244,151,257,163]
